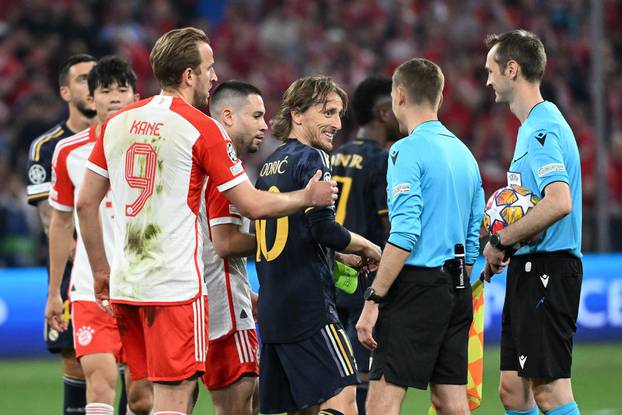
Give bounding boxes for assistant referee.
[356,58,484,415]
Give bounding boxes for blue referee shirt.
[507,101,582,258]
[387,120,484,267]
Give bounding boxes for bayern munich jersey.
[202,178,255,340]
[49,126,115,302]
[87,95,247,304]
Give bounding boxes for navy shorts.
[259,323,359,414]
[44,265,75,353]
[336,272,371,373]
[500,251,582,379]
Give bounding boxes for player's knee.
[430,394,469,415]
[63,355,85,379]
[127,395,152,415]
[499,378,522,408]
[439,401,469,415]
[87,375,116,402]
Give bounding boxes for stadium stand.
[1,0,622,266]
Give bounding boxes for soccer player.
[483,30,583,415]
[201,80,267,415]
[46,56,153,415]
[26,53,96,415]
[331,76,400,415]
[356,58,484,415]
[76,27,337,415]
[255,75,382,415]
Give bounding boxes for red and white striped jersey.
[49,126,115,302]
[87,95,247,305]
[202,178,255,340]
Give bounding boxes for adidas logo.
[519,355,527,369]
[240,309,248,319]
[540,274,549,288]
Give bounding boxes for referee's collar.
[409,119,440,136]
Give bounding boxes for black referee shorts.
[500,251,582,379]
[369,265,473,389]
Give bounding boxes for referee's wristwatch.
[364,287,386,304]
[489,233,507,251]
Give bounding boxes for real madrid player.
[255,75,382,415]
[26,53,96,415]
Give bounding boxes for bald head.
[210,80,267,155]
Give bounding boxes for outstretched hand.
[305,170,338,208]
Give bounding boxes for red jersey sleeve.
[193,119,247,192]
[49,146,75,212]
[86,122,109,178]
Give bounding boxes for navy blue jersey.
[255,139,340,343]
[331,138,388,247]
[26,121,76,206]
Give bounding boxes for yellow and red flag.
[428,278,485,414]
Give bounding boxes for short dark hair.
[150,27,210,88]
[58,54,96,86]
[485,30,546,83]
[393,58,444,107]
[271,75,348,141]
[210,80,263,112]
[351,76,392,126]
[88,56,137,95]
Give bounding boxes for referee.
[483,30,582,415]
[356,58,484,415]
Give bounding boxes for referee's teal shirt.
[508,101,582,258]
[386,120,484,267]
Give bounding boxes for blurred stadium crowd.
[1,0,621,266]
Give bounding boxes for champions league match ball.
[482,185,541,242]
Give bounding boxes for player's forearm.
[76,170,111,274]
[246,188,310,219]
[370,243,410,297]
[77,204,109,274]
[213,227,256,258]
[499,184,571,246]
[48,210,74,295]
[342,232,373,256]
[37,201,52,237]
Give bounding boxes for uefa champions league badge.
[77,326,95,346]
[507,171,522,187]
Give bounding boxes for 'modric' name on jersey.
[255,139,339,344]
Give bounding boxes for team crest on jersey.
[28,164,46,184]
[227,142,238,163]
[76,326,95,346]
